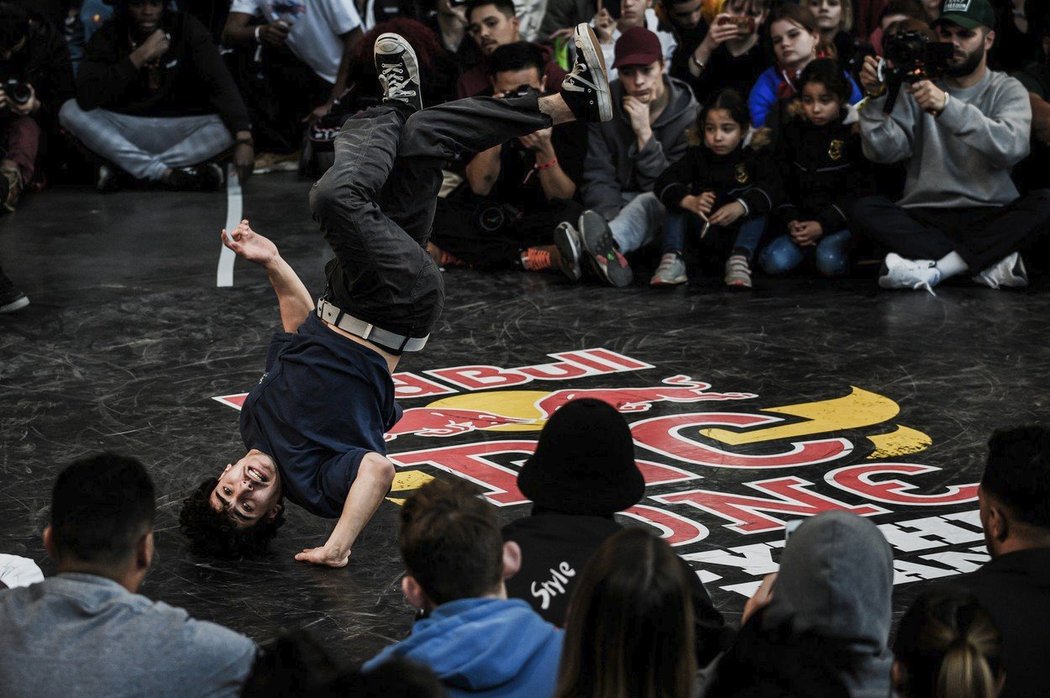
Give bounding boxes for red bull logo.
[384,408,534,442]
[534,375,757,415]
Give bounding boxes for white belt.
[317,299,429,352]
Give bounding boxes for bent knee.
[58,99,85,130]
[360,452,396,487]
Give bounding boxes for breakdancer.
[180,27,612,566]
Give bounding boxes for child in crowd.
[892,587,1004,698]
[748,4,862,127]
[653,89,777,288]
[759,59,870,277]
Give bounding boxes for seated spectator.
[567,26,698,287]
[537,0,592,42]
[705,511,894,698]
[661,0,710,86]
[363,478,563,698]
[1011,3,1049,191]
[807,0,865,76]
[60,0,255,192]
[674,0,771,105]
[0,261,28,312]
[867,0,929,56]
[759,59,872,278]
[554,528,700,698]
[892,586,1004,698]
[749,4,862,128]
[423,0,483,92]
[958,425,1050,697]
[428,42,586,277]
[456,0,566,98]
[221,0,363,156]
[591,0,677,82]
[0,2,74,211]
[0,453,257,697]
[652,89,777,288]
[502,398,730,666]
[990,0,1039,73]
[853,0,1050,292]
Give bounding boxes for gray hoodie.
[859,68,1031,209]
[763,511,894,698]
[582,75,699,220]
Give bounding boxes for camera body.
[717,14,756,34]
[2,78,31,107]
[881,31,954,113]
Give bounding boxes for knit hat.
[613,26,664,69]
[517,398,645,515]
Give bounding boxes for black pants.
[309,92,553,340]
[851,191,1050,271]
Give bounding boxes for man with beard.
[852,0,1050,292]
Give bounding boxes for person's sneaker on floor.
[560,24,612,122]
[426,241,466,269]
[197,163,225,191]
[0,271,28,313]
[96,165,124,194]
[878,252,941,294]
[724,254,752,288]
[375,33,423,112]
[974,251,1028,289]
[0,167,22,212]
[651,253,687,286]
[578,210,632,287]
[521,245,564,273]
[553,221,583,282]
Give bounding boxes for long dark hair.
[555,528,697,698]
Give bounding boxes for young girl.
[748,4,862,127]
[653,89,777,288]
[759,58,871,278]
[807,0,862,77]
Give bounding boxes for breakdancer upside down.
[179,27,612,566]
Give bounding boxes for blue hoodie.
[363,598,563,698]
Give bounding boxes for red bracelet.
[534,157,558,171]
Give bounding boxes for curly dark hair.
[179,478,286,558]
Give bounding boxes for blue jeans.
[758,229,852,277]
[609,192,666,253]
[661,210,766,260]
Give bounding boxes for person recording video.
[60,0,255,192]
[852,0,1050,293]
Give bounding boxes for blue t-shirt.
[239,313,402,518]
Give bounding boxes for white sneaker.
[650,253,687,286]
[878,253,941,294]
[973,252,1028,289]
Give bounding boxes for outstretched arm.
[294,453,396,568]
[222,220,314,332]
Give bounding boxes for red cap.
[613,26,662,69]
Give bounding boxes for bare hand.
[233,143,254,182]
[679,192,715,217]
[859,55,881,95]
[907,79,947,115]
[137,29,171,63]
[790,220,823,246]
[295,545,350,568]
[260,20,290,47]
[593,8,615,43]
[303,100,333,124]
[221,219,278,266]
[518,127,553,154]
[709,201,746,227]
[549,27,575,41]
[622,96,650,136]
[703,13,744,50]
[742,572,777,625]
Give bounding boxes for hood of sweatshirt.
[610,74,697,133]
[365,597,563,693]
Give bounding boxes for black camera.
[2,78,31,107]
[881,31,954,113]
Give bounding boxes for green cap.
[938,0,996,30]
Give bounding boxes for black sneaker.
[553,221,583,282]
[197,163,225,191]
[375,33,423,112]
[97,165,124,193]
[578,210,632,287]
[560,24,612,122]
[0,271,28,313]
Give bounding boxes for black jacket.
[958,548,1050,698]
[655,140,779,220]
[76,11,250,133]
[773,105,873,234]
[502,508,732,666]
[0,12,74,125]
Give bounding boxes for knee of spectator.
[58,98,82,129]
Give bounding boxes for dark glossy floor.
[2,173,1049,663]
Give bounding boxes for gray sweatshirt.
[583,75,699,220]
[860,67,1031,209]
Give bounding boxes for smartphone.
[717,14,756,34]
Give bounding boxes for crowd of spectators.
[1,0,1048,311]
[2,410,1049,697]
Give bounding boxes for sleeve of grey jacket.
[859,96,916,164]
[582,122,624,220]
[935,77,1032,169]
[184,618,258,696]
[631,121,691,193]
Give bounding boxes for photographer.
[60,0,254,192]
[0,2,74,212]
[853,0,1050,292]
